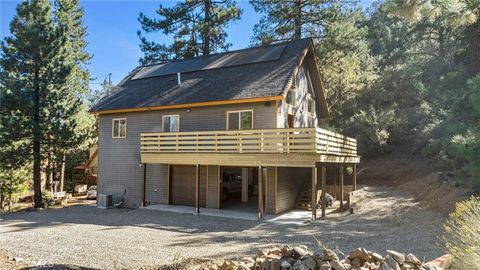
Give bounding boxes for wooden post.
[258,166,264,219]
[353,165,357,191]
[339,166,344,208]
[195,164,200,214]
[311,167,317,221]
[242,168,249,202]
[142,163,147,207]
[321,165,326,218]
[333,167,337,200]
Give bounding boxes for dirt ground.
[0,185,446,270]
[358,148,470,215]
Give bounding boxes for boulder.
[349,248,371,261]
[386,250,405,264]
[320,262,332,270]
[369,252,383,262]
[258,249,269,258]
[269,248,283,256]
[323,249,339,261]
[405,253,422,267]
[292,260,309,270]
[281,260,292,269]
[384,255,401,270]
[351,257,362,268]
[238,264,251,270]
[294,246,309,258]
[303,257,317,270]
[329,260,346,270]
[261,259,272,270]
[271,258,282,270]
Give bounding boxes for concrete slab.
[142,204,261,221]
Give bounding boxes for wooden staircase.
[295,184,321,211]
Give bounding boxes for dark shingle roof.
[90,38,312,112]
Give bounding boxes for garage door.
[170,165,206,207]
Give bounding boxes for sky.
[0,0,376,90]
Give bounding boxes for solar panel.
[131,44,286,80]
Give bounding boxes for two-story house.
[90,38,359,220]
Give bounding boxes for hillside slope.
[358,147,470,215]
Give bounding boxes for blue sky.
[0,0,376,89]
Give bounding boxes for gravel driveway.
[0,186,445,269]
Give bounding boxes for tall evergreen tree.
[0,0,91,206]
[137,0,242,64]
[250,0,349,44]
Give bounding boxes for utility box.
[97,194,113,209]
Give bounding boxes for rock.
[351,257,362,268]
[258,249,269,258]
[349,248,371,261]
[14,257,24,262]
[294,246,309,258]
[242,257,256,264]
[369,252,383,262]
[285,249,296,259]
[271,258,282,270]
[281,261,291,269]
[405,253,422,266]
[261,259,272,270]
[238,264,251,270]
[384,255,401,270]
[320,262,332,270]
[292,260,309,270]
[329,260,346,270]
[386,250,405,264]
[269,248,283,256]
[323,249,339,261]
[400,262,416,270]
[303,257,317,270]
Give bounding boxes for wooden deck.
[140,128,359,166]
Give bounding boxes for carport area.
[220,166,258,214]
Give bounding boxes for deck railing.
[140,127,356,156]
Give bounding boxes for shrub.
[443,196,480,269]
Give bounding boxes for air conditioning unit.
[97,194,113,209]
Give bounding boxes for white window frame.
[226,110,254,130]
[112,118,127,138]
[162,115,180,132]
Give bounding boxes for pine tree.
[387,0,480,77]
[137,0,242,64]
[250,0,346,44]
[0,0,91,206]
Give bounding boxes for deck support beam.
[195,164,200,214]
[321,165,326,218]
[311,167,317,221]
[142,163,147,207]
[339,166,344,209]
[353,165,357,191]
[333,167,337,200]
[258,166,264,219]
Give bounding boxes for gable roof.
[90,38,326,116]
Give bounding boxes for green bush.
[443,196,480,269]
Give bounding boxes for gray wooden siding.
[276,167,310,213]
[207,165,220,208]
[265,166,276,214]
[277,63,320,128]
[98,102,275,208]
[145,164,168,204]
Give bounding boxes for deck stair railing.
[141,127,356,156]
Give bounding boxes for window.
[163,115,180,132]
[227,110,253,130]
[112,118,127,138]
[286,91,296,106]
[308,98,315,113]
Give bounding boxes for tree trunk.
[59,152,66,192]
[467,21,480,77]
[203,0,211,56]
[46,152,52,192]
[294,0,302,40]
[33,70,43,208]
